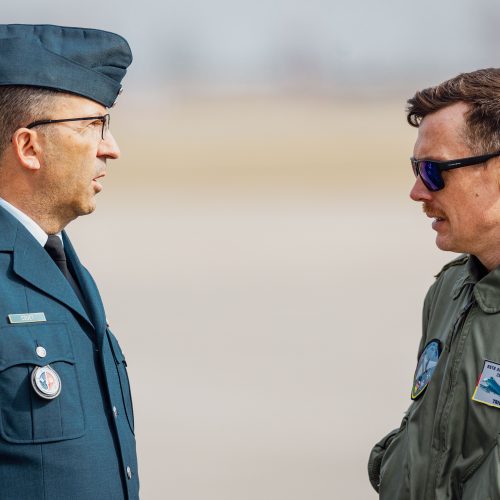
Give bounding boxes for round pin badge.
[31,365,62,399]
[411,339,441,400]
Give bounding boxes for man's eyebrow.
[413,154,450,162]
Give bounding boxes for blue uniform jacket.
[0,206,139,499]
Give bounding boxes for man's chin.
[435,235,455,252]
[75,200,96,218]
[435,235,466,254]
[84,203,96,215]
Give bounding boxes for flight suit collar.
[455,255,500,314]
[450,256,480,300]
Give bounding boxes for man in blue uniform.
[0,25,138,499]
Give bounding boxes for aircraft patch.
[411,339,441,400]
[472,360,500,409]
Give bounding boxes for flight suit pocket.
[460,435,500,500]
[370,415,409,496]
[107,329,135,434]
[0,322,85,443]
[368,428,400,492]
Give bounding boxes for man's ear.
[11,128,42,171]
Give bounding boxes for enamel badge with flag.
[31,365,62,399]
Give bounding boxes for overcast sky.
[2,0,499,93]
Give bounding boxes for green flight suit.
[369,254,500,499]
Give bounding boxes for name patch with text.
[472,360,500,408]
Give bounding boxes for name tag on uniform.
[7,312,47,324]
[472,360,500,408]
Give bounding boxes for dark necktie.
[44,235,87,307]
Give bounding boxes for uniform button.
[126,466,132,479]
[113,406,118,418]
[35,346,47,358]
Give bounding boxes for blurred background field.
[5,1,500,498]
[113,95,413,192]
[75,94,452,500]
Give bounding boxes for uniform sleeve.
[367,280,438,492]
[367,427,400,492]
[417,279,439,359]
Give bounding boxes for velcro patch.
[472,360,500,408]
[411,339,441,400]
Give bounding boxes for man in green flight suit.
[368,69,500,499]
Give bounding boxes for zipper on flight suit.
[429,292,476,498]
[444,296,476,352]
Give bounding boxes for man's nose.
[98,131,120,159]
[410,175,433,202]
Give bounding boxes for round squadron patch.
[411,339,441,400]
[31,365,62,399]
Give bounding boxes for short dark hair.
[406,68,500,154]
[0,86,61,158]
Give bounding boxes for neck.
[0,194,71,234]
[475,251,500,272]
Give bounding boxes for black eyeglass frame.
[25,114,110,140]
[410,150,500,191]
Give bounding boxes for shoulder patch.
[411,339,441,399]
[434,254,469,279]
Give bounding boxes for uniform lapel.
[63,231,107,348]
[7,217,93,329]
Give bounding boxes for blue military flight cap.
[0,24,132,107]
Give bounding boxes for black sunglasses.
[410,151,500,191]
[26,114,110,140]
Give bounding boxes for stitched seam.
[40,444,47,500]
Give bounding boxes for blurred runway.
[68,97,454,499]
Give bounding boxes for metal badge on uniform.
[472,360,500,408]
[411,339,441,400]
[31,365,61,399]
[8,312,46,324]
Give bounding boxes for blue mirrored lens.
[420,161,444,191]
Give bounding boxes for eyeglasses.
[410,151,500,191]
[26,114,110,140]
